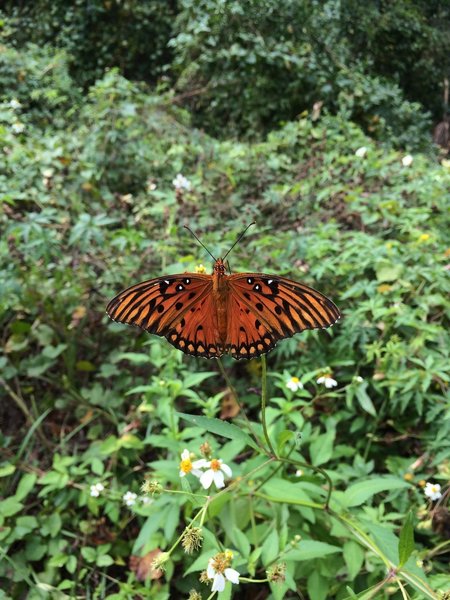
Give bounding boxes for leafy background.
[0,1,449,599]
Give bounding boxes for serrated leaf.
[177,413,259,450]
[342,477,410,507]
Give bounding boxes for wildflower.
[141,479,162,495]
[90,482,105,497]
[123,491,138,506]
[146,178,157,191]
[200,458,232,490]
[286,376,303,392]
[355,146,368,158]
[295,469,304,477]
[140,496,153,505]
[11,122,25,134]
[267,562,286,583]
[402,154,413,167]
[179,449,207,479]
[199,441,212,458]
[9,98,22,110]
[172,173,192,191]
[404,472,414,482]
[206,551,240,593]
[418,233,430,243]
[424,482,442,501]
[181,527,203,554]
[188,591,202,600]
[317,374,338,388]
[151,551,170,572]
[353,375,364,383]
[195,264,206,274]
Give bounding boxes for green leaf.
[115,352,151,365]
[287,540,341,561]
[0,463,15,477]
[309,428,335,466]
[342,477,410,507]
[375,263,403,282]
[398,511,415,567]
[343,540,365,579]
[15,473,37,501]
[177,413,260,450]
[261,529,279,565]
[355,385,377,417]
[0,497,24,517]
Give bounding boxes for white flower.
[200,458,232,490]
[317,375,338,389]
[123,491,138,506]
[402,154,413,167]
[139,496,153,505]
[295,469,304,477]
[286,376,303,392]
[179,449,207,479]
[172,173,191,191]
[355,146,368,158]
[90,482,105,497]
[424,482,442,501]
[207,552,239,593]
[9,98,22,110]
[353,375,364,383]
[11,122,25,134]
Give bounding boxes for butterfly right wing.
[106,273,224,358]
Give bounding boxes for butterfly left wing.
[226,273,340,359]
[106,273,225,358]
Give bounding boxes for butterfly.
[106,224,340,360]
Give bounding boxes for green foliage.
[0,36,449,600]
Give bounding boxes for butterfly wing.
[106,273,223,357]
[226,273,340,359]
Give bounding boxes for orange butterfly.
[106,224,340,360]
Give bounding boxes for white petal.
[192,458,208,469]
[207,562,216,579]
[212,573,225,592]
[220,463,232,478]
[317,376,325,384]
[179,470,186,477]
[225,568,240,584]
[213,470,225,488]
[181,449,190,460]
[191,468,203,478]
[200,469,214,489]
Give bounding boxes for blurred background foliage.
[0,1,449,599]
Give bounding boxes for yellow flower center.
[195,264,206,274]
[180,458,192,474]
[290,377,300,384]
[212,551,233,574]
[210,459,221,472]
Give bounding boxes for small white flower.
[179,449,207,479]
[353,375,364,383]
[207,552,239,592]
[123,491,138,506]
[355,146,368,158]
[286,376,303,392]
[295,469,304,477]
[424,482,442,501]
[11,122,25,134]
[317,375,338,389]
[139,495,153,505]
[9,98,22,110]
[90,482,105,497]
[402,154,413,167]
[172,173,191,191]
[200,458,232,490]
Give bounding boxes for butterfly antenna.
[183,225,217,261]
[222,221,256,261]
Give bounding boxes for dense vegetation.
[0,3,449,599]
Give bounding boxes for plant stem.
[260,355,277,457]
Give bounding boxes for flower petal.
[212,573,226,592]
[225,568,240,584]
[207,562,215,579]
[192,459,208,469]
[213,470,225,489]
[220,463,232,478]
[200,469,214,489]
[181,449,190,460]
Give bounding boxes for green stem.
[260,356,277,457]
[216,358,265,452]
[278,456,333,509]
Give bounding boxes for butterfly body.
[107,256,340,360]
